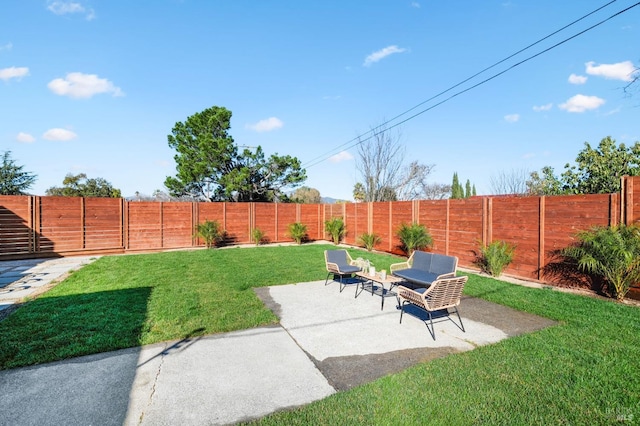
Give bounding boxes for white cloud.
[585,61,637,82]
[0,66,29,81]
[533,103,553,112]
[411,2,421,8]
[43,128,77,141]
[363,45,408,67]
[246,117,283,132]
[568,74,587,85]
[48,72,123,99]
[47,1,95,20]
[504,114,520,123]
[0,42,12,52]
[559,94,605,113]
[16,132,35,143]
[329,151,354,163]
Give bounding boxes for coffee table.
[355,271,405,310]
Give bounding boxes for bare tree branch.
[490,168,530,195]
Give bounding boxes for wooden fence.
[1,176,638,294]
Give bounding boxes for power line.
[303,0,638,170]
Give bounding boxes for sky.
[1,0,639,201]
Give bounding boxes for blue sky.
[1,1,638,200]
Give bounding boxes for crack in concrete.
[138,342,168,426]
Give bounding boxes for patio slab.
[0,278,556,425]
[0,256,97,314]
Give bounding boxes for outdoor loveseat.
[390,250,458,287]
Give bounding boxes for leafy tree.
[0,151,37,195]
[292,186,321,204]
[527,136,640,195]
[563,136,640,194]
[165,106,306,202]
[526,166,564,195]
[353,182,366,202]
[451,173,461,199]
[46,173,121,198]
[450,173,474,199]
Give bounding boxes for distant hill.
[321,196,347,204]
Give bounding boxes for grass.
[1,244,639,424]
[248,273,640,425]
[0,244,397,369]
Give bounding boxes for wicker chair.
[396,275,468,340]
[324,249,362,292]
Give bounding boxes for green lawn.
[0,244,397,369]
[1,244,639,424]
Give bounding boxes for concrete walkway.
[0,263,556,425]
[0,256,98,314]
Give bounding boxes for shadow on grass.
[0,287,154,426]
[0,287,153,370]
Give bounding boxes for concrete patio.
[0,272,555,425]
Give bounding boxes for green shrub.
[251,228,265,246]
[396,222,432,255]
[287,222,307,245]
[358,233,381,252]
[475,240,516,277]
[561,224,640,301]
[324,217,345,245]
[194,220,224,248]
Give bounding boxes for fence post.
[28,196,34,254]
[81,197,86,249]
[34,196,41,254]
[445,199,450,255]
[538,196,545,281]
[623,176,635,225]
[388,202,393,252]
[121,198,128,250]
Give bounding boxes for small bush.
[194,220,224,248]
[251,228,265,246]
[396,222,432,255]
[561,224,640,301]
[287,222,307,245]
[325,217,345,245]
[475,240,515,277]
[358,233,381,252]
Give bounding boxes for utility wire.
[303,0,638,169]
[303,0,618,168]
